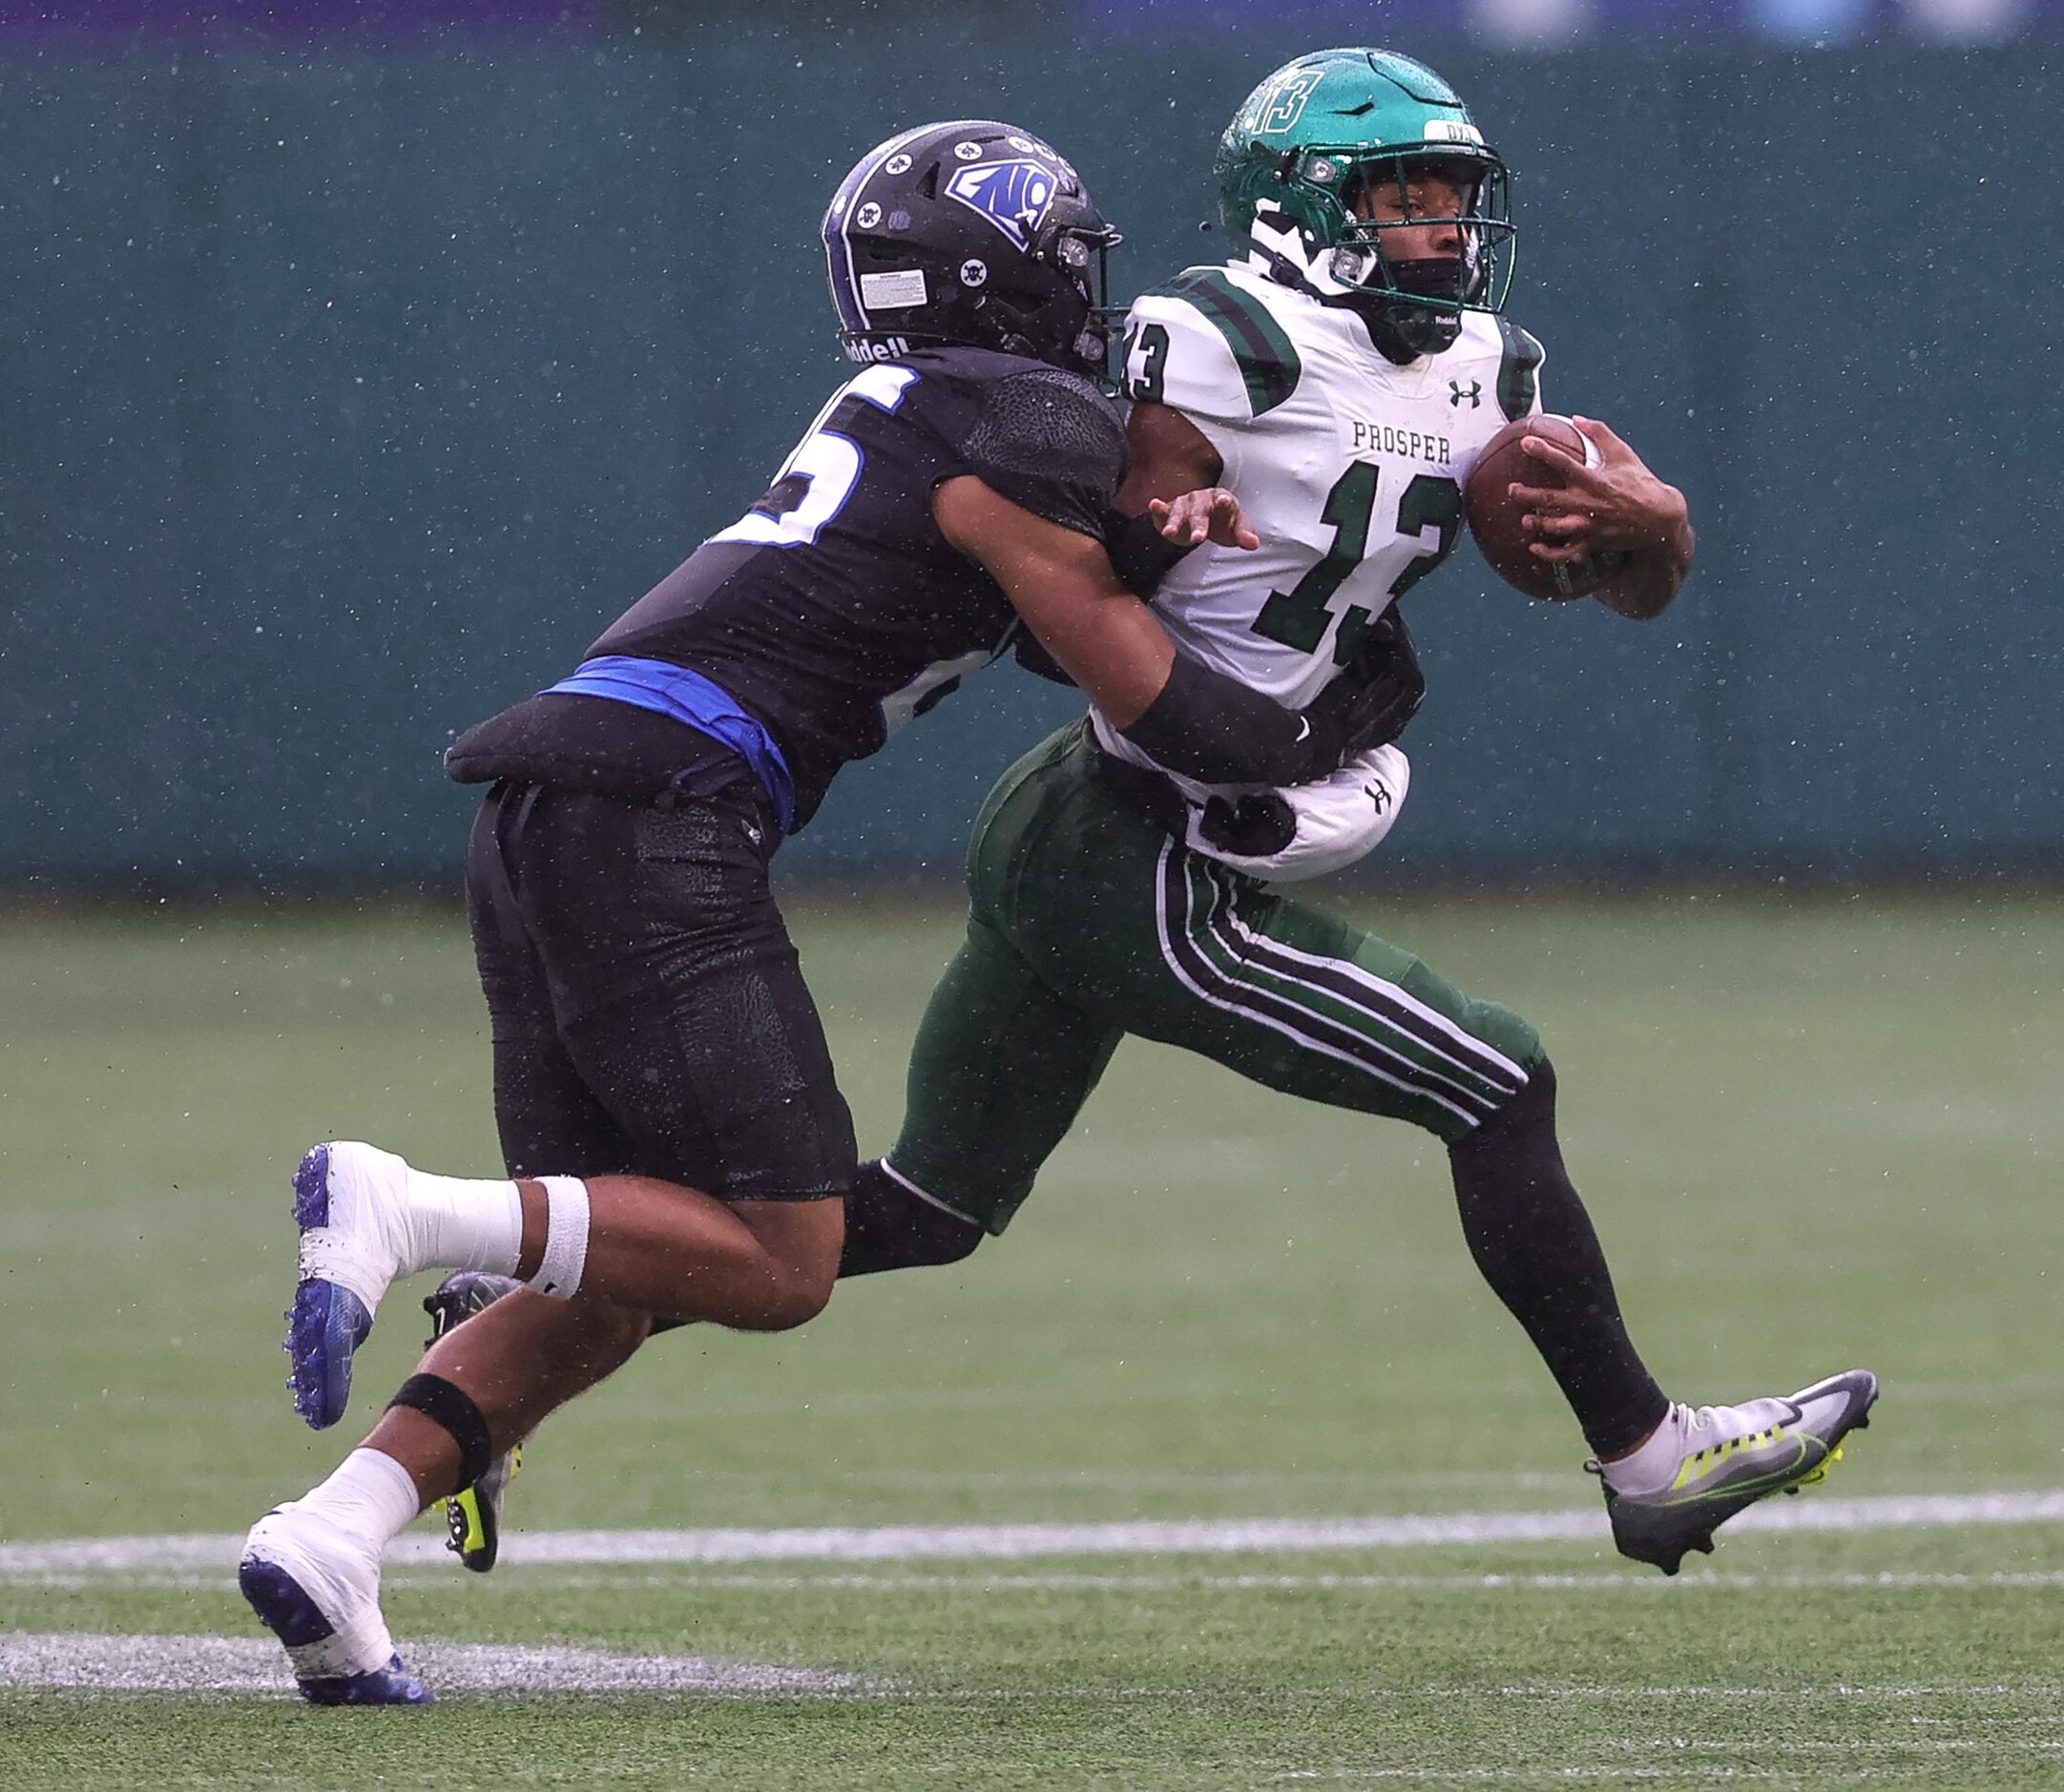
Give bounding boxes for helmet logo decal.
[1422,119,1485,146]
[856,201,883,229]
[959,259,989,288]
[943,158,1058,250]
[885,153,913,175]
[1255,69,1324,135]
[953,140,984,161]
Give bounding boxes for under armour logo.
[1449,380,1481,408]
[1364,780,1391,814]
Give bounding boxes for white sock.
[406,1168,524,1277]
[297,1448,423,1552]
[524,1175,590,1302]
[246,1449,418,1678]
[1600,1403,1690,1495]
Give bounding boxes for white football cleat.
[239,1505,431,1706]
[1593,1368,1879,1574]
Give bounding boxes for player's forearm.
[1108,401,1226,595]
[1117,651,1335,785]
[1593,491,1695,620]
[1101,506,1197,596]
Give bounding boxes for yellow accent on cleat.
[444,1443,522,1572]
[1595,1369,1878,1574]
[1792,1442,1847,1491]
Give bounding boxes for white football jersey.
[1092,260,1545,789]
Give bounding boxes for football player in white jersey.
[847,50,1876,1574]
[436,51,1878,1577]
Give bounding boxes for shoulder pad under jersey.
[949,363,1129,539]
[1122,264,1305,424]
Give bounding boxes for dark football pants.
[466,779,856,1203]
[887,722,1545,1234]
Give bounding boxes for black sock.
[1447,1059,1669,1458]
[839,1158,984,1278]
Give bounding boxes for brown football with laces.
[1464,413,1631,602]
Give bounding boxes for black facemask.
[1347,257,1469,363]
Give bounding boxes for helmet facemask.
[1249,149,1515,363]
[977,216,1122,381]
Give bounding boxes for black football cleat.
[423,1272,525,1573]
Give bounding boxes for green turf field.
[2,892,2061,1787]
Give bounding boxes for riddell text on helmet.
[843,336,913,363]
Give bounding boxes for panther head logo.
[943,158,1059,251]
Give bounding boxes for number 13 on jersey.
[1252,462,1463,662]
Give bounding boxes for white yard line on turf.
[2,1489,2060,1580]
[375,1568,2064,1594]
[1,1636,2055,1706]
[0,1632,874,1698]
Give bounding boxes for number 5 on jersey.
[711,365,920,549]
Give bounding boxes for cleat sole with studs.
[282,1146,373,1430]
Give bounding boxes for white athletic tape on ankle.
[284,1595,398,1681]
[528,1176,590,1302]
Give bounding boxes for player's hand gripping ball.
[1464,414,1632,602]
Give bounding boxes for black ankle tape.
[387,1373,493,1491]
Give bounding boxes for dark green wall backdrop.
[5,39,2057,884]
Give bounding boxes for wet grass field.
[2,891,2060,1786]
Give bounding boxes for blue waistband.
[544,655,796,837]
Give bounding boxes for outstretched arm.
[1093,402,1251,595]
[1508,415,1696,621]
[932,474,1340,786]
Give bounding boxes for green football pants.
[887,722,1545,1234]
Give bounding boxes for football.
[1463,413,1629,602]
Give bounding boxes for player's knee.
[724,1257,837,1331]
[1461,996,1542,1076]
[719,1195,847,1330]
[1464,1052,1558,1150]
[756,1272,837,1331]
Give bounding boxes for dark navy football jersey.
[448,345,1127,833]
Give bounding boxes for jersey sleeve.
[1122,268,1303,427]
[951,366,1130,538]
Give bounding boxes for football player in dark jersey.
[237,118,1417,1706]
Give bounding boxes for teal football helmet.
[1214,49,1515,361]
